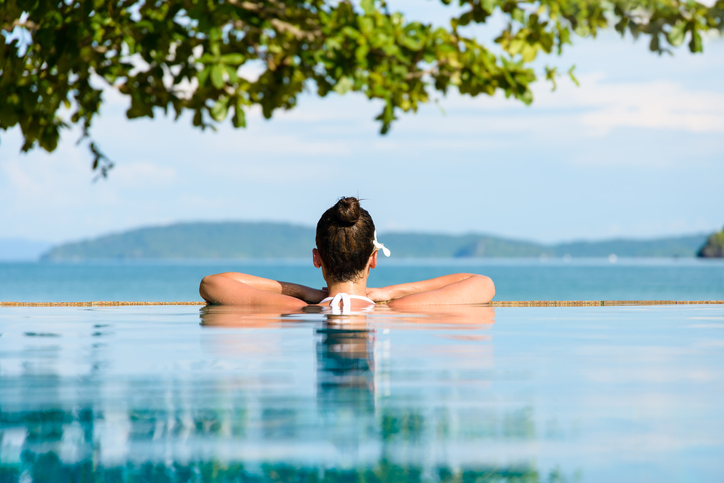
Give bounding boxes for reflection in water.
[4,453,544,483]
[0,305,554,483]
[316,318,377,459]
[317,323,376,413]
[0,305,525,482]
[8,304,721,481]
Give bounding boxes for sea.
[1,257,723,302]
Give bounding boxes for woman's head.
[315,197,376,282]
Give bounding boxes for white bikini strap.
[330,292,352,315]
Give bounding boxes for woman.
[199,197,495,310]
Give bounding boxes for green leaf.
[127,97,153,118]
[193,109,203,127]
[521,43,538,62]
[360,0,375,15]
[209,27,222,43]
[481,0,495,14]
[333,76,354,95]
[197,67,211,87]
[359,17,374,35]
[198,53,216,64]
[668,22,686,47]
[512,8,524,23]
[520,88,533,105]
[568,65,579,87]
[545,66,557,91]
[689,30,702,53]
[210,97,229,121]
[210,64,225,89]
[458,12,473,26]
[232,101,246,128]
[224,65,239,84]
[400,35,423,51]
[355,44,370,63]
[221,53,245,65]
[649,34,660,52]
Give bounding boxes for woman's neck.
[326,280,368,298]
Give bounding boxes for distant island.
[697,227,724,258]
[39,222,711,260]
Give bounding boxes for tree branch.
[3,19,39,31]
[269,18,318,41]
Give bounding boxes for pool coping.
[1,300,722,307]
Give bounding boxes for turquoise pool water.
[1,304,723,482]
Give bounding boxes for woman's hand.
[303,286,328,304]
[366,287,392,303]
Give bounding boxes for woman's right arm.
[199,272,326,307]
[367,273,495,307]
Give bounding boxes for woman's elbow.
[486,276,495,301]
[474,274,495,303]
[199,275,222,304]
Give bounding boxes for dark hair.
[316,197,376,282]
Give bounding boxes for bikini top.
[320,293,375,315]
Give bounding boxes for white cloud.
[111,162,178,188]
[213,132,352,156]
[432,73,724,136]
[372,136,496,153]
[203,158,335,183]
[0,137,93,208]
[571,76,724,135]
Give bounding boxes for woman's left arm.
[199,272,327,306]
[367,273,495,307]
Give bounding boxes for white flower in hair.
[372,231,391,257]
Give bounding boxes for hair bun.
[334,197,361,226]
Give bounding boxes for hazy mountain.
[41,222,315,260]
[551,236,708,258]
[39,222,710,260]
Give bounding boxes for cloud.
[0,134,92,207]
[212,131,352,156]
[575,78,724,135]
[529,74,724,135]
[371,136,496,153]
[111,162,178,188]
[200,158,336,183]
[432,73,724,137]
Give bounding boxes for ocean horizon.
[2,258,722,303]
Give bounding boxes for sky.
[1,1,723,245]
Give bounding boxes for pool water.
[0,304,723,482]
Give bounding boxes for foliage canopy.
[1,0,723,175]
